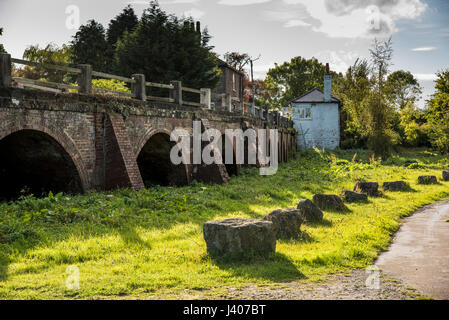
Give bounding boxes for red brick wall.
[0,88,296,192]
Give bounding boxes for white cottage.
[284,67,340,150]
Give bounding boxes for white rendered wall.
[291,103,340,150]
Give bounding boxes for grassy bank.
[0,148,448,299]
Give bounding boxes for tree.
[0,28,6,53]
[113,2,220,94]
[386,70,422,110]
[383,70,423,145]
[334,59,372,148]
[106,5,138,47]
[263,56,334,110]
[14,44,71,83]
[365,37,398,158]
[224,52,251,72]
[70,20,111,72]
[426,70,449,153]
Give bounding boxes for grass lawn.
[0,147,448,299]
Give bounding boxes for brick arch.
[135,128,173,158]
[0,124,90,192]
[135,128,190,185]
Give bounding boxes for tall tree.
[385,71,422,145]
[106,5,138,47]
[70,20,110,72]
[263,57,334,110]
[426,70,449,153]
[366,37,398,158]
[334,59,372,148]
[386,70,422,110]
[113,2,220,93]
[0,28,6,53]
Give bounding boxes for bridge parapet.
[0,53,293,127]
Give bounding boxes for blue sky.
[0,0,448,107]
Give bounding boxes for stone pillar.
[200,88,211,109]
[0,53,12,88]
[77,64,92,94]
[170,80,183,106]
[132,74,146,101]
[222,93,232,112]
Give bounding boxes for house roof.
[291,88,340,104]
[217,58,245,76]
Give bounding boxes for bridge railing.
[0,53,293,127]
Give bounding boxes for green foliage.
[264,56,336,110]
[426,70,449,154]
[91,79,131,93]
[386,70,422,110]
[70,20,111,72]
[113,2,220,93]
[106,5,138,47]
[336,38,402,157]
[334,59,372,148]
[398,102,429,146]
[17,44,71,83]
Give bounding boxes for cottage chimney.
[324,63,332,102]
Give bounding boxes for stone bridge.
[0,87,296,199]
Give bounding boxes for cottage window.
[297,107,311,119]
[232,73,236,91]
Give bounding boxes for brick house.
[212,59,245,110]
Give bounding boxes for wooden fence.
[0,53,291,125]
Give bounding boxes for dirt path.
[201,270,426,300]
[375,201,449,300]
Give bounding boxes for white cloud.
[314,50,360,73]
[414,73,437,81]
[184,8,205,19]
[284,19,311,28]
[252,63,276,79]
[218,0,272,6]
[412,47,437,52]
[281,0,427,38]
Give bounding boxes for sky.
[0,0,448,108]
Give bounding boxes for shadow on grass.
[305,218,334,228]
[206,252,305,282]
[0,253,9,281]
[323,206,352,214]
[118,225,152,249]
[382,185,418,193]
[278,230,316,244]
